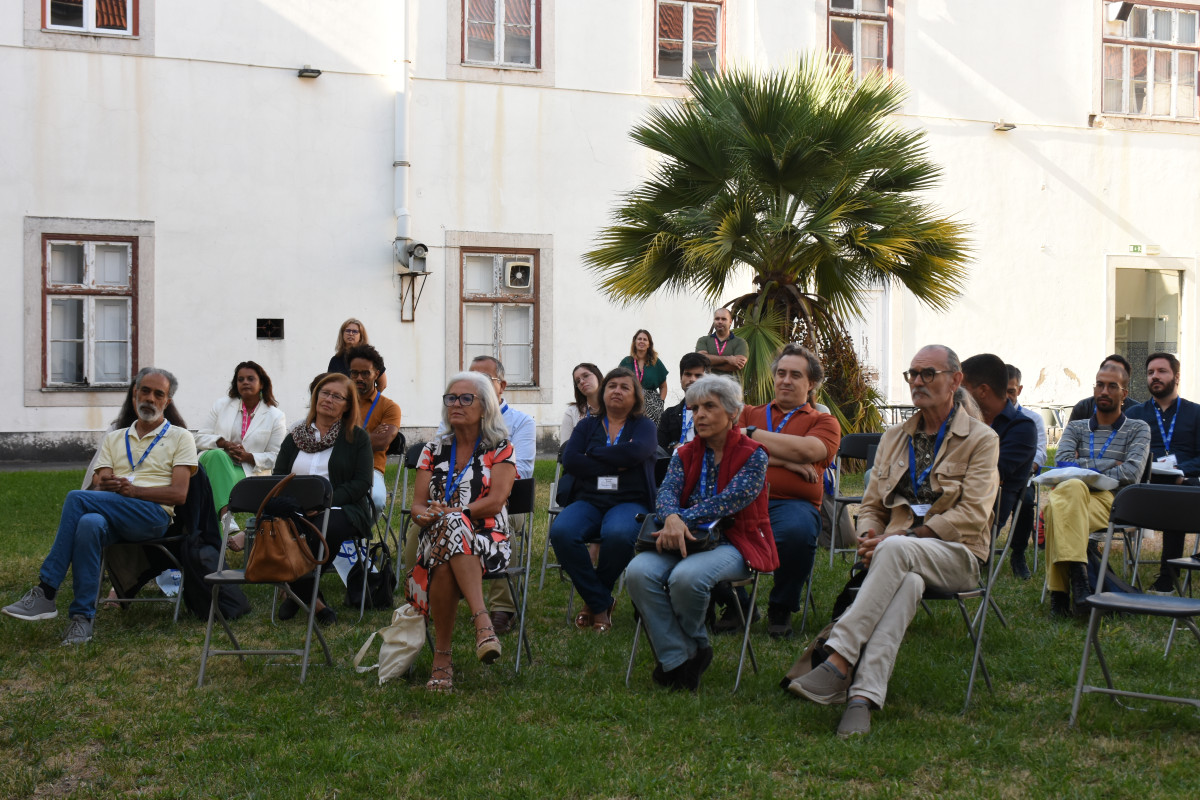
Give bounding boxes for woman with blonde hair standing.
[327,318,387,391]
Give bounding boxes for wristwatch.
[745,426,758,439]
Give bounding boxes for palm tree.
[585,56,971,427]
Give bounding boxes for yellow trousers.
[1044,479,1113,592]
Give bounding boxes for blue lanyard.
[1089,421,1120,462]
[679,408,693,444]
[603,418,624,446]
[126,422,170,472]
[1154,398,1181,453]
[908,412,952,495]
[765,403,805,433]
[696,449,716,499]
[444,436,480,503]
[500,400,510,415]
[362,391,381,427]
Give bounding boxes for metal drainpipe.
[394,0,412,244]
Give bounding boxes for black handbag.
[345,541,396,610]
[633,514,728,554]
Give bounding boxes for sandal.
[426,648,454,692]
[574,607,594,630]
[472,609,502,664]
[226,531,246,552]
[592,600,616,633]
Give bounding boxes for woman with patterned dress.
[618,329,669,423]
[626,375,778,691]
[408,371,517,692]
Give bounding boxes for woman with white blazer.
[194,361,287,549]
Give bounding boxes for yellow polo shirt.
[95,420,199,515]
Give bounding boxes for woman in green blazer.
[273,372,373,624]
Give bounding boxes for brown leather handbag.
[243,474,329,583]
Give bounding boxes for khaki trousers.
[1043,479,1112,593]
[825,535,979,708]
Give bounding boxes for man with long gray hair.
[786,345,999,737]
[3,367,197,645]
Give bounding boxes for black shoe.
[278,597,300,621]
[1067,562,1092,616]
[767,604,793,639]
[1148,573,1176,595]
[315,606,338,626]
[652,662,686,690]
[1049,591,1072,619]
[680,646,714,692]
[713,602,760,634]
[1010,551,1031,581]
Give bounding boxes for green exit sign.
[1130,245,1142,253]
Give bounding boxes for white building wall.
[3,0,1199,460]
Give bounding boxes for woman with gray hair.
[626,375,779,691]
[408,371,517,691]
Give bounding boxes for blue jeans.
[769,499,821,612]
[626,543,751,671]
[549,500,647,613]
[39,490,171,619]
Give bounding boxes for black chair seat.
[1085,591,1200,618]
[205,569,248,585]
[1167,557,1200,571]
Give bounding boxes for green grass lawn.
[1,463,1198,799]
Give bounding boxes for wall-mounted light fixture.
[394,238,430,322]
[297,65,322,79]
[993,119,1016,132]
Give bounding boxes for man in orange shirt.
[738,344,841,637]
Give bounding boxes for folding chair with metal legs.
[1069,485,1200,727]
[1162,533,1200,657]
[197,475,335,686]
[538,443,568,590]
[486,478,536,673]
[625,571,762,693]
[96,530,189,623]
[828,433,882,568]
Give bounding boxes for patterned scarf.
[291,419,341,453]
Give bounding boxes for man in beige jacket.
[788,345,999,737]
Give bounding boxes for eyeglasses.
[903,368,954,385]
[443,393,477,407]
[1094,381,1123,393]
[348,370,374,379]
[318,390,348,403]
[343,328,361,336]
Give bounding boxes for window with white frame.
[464,0,537,68]
[45,0,136,36]
[43,236,136,387]
[829,0,889,78]
[656,1,720,80]
[1103,2,1199,119]
[461,250,538,386]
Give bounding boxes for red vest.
[676,428,779,573]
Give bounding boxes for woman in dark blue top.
[550,367,657,632]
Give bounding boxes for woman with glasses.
[560,362,603,443]
[627,375,777,690]
[327,318,387,391]
[550,367,658,633]
[408,372,517,691]
[194,361,288,550]
[272,373,373,625]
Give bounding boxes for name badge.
[1157,453,1178,469]
[598,475,619,492]
[910,503,932,517]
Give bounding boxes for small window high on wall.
[45,0,136,36]
[829,0,890,78]
[1103,2,1199,119]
